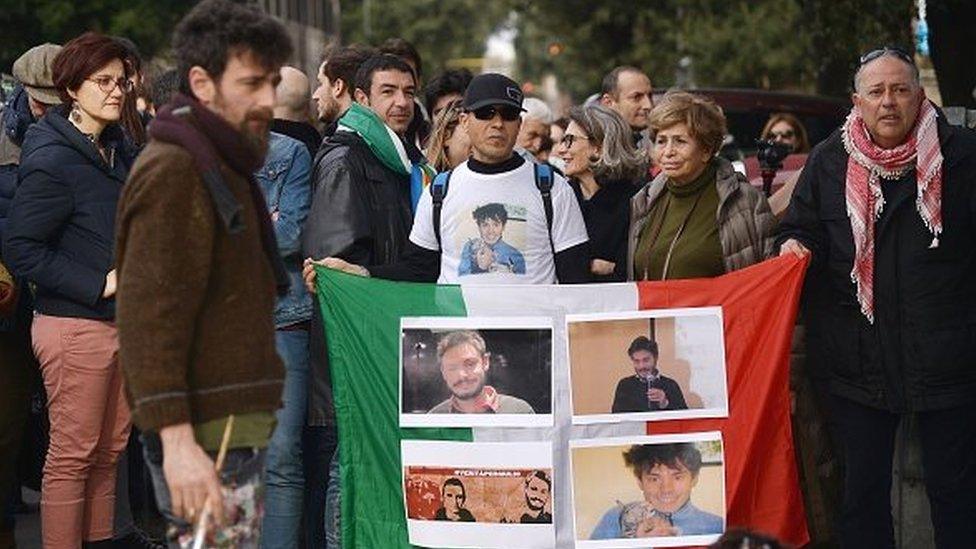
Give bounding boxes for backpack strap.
[430,170,452,249]
[534,163,557,258]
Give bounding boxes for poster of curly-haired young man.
[570,432,726,548]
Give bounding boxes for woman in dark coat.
[553,104,646,282]
[2,33,134,548]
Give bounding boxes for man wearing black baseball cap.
[308,72,591,286]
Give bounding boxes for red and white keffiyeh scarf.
[841,98,943,323]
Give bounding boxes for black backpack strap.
[534,162,557,258]
[430,170,452,250]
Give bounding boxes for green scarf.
[336,103,411,176]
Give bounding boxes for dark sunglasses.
[769,129,795,140]
[470,104,522,122]
[858,46,915,68]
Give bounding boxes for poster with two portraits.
[399,308,729,548]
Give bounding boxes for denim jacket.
[256,132,313,328]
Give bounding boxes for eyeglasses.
[769,129,795,140]
[470,104,522,122]
[88,76,134,94]
[858,46,915,68]
[559,133,590,148]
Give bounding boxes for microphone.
[644,375,655,410]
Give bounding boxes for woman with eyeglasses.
[760,112,810,154]
[2,32,134,548]
[628,92,775,282]
[425,98,471,172]
[554,104,645,281]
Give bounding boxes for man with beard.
[114,0,292,543]
[427,330,534,414]
[311,44,375,133]
[611,336,687,413]
[520,470,552,523]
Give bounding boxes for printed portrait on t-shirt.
[457,202,528,277]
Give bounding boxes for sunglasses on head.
[470,104,522,121]
[858,46,915,68]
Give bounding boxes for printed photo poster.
[567,307,729,424]
[400,316,553,428]
[401,440,555,549]
[570,432,726,548]
[455,202,529,278]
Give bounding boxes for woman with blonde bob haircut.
[555,104,645,281]
[425,98,470,172]
[627,91,775,281]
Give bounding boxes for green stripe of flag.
[316,267,473,548]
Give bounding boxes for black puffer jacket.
[302,129,420,424]
[776,117,976,412]
[3,107,130,320]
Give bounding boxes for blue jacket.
[3,108,130,320]
[256,132,312,327]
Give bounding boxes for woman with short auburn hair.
[3,31,134,548]
[555,104,645,281]
[627,91,775,281]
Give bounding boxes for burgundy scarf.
[148,94,289,296]
[841,98,943,323]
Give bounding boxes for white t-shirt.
[411,160,588,285]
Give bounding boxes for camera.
[755,139,793,196]
[755,139,792,171]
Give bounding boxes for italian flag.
[315,255,810,548]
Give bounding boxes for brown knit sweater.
[115,141,283,431]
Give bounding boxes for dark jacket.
[3,108,129,320]
[776,118,976,412]
[570,177,636,282]
[271,118,321,159]
[611,374,688,413]
[303,129,419,425]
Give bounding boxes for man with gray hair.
[777,47,976,546]
[428,330,534,414]
[516,96,553,163]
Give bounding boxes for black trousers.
[830,395,976,548]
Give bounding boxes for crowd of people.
[0,0,974,547]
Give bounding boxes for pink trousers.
[32,315,131,548]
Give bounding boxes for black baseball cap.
[462,73,525,111]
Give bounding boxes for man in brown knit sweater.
[114,1,292,544]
